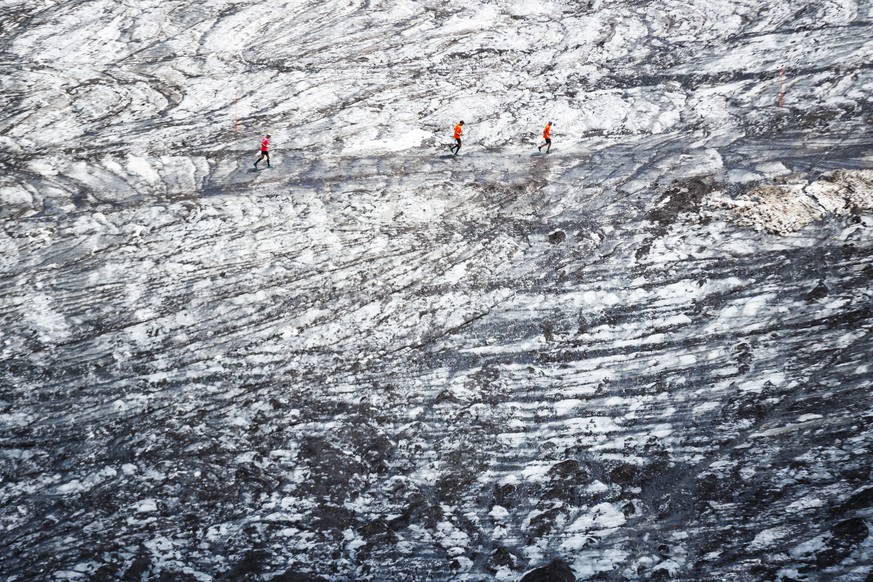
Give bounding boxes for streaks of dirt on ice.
[2,0,873,580]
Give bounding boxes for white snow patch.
[785,496,825,512]
[489,505,509,520]
[561,503,627,549]
[135,499,159,513]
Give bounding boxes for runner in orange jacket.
[450,120,464,155]
[538,121,552,154]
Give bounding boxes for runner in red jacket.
[254,134,271,168]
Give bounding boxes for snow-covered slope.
[1,0,873,580]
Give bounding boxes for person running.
[450,120,464,155]
[538,121,553,154]
[254,134,271,168]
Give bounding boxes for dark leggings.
[451,138,462,154]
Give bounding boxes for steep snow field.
[2,0,873,580]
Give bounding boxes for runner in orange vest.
[450,120,464,155]
[254,134,271,169]
[538,121,553,154]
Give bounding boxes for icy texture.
[1,0,873,580]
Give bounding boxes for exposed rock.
[520,558,576,582]
[715,169,873,234]
[549,230,567,244]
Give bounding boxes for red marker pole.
[779,66,784,108]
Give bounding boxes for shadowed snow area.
[2,0,873,580]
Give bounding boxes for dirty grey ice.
[2,0,873,580]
